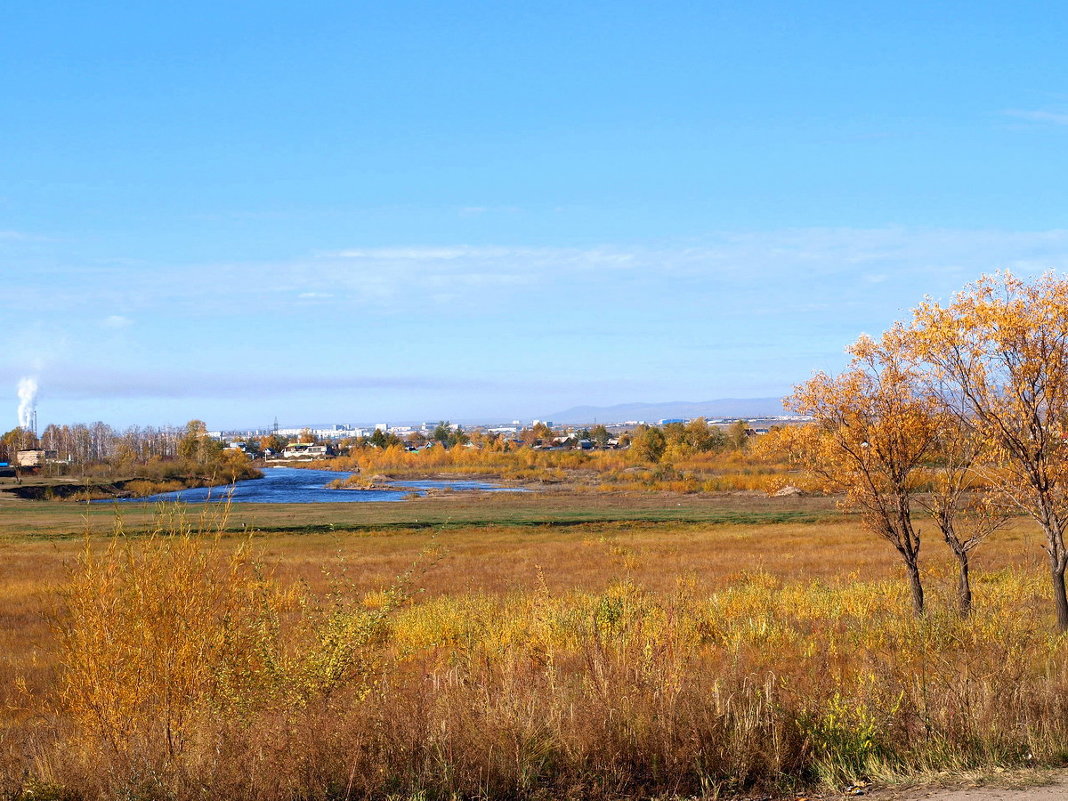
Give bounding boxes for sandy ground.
[859,773,1068,801]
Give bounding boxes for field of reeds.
[309,444,799,495]
[1,500,1066,800]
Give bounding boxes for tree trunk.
[1052,560,1068,633]
[955,551,972,617]
[1039,508,1068,632]
[906,562,925,617]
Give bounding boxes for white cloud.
[101,315,133,329]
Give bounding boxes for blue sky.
[5,1,1068,429]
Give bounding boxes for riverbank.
[76,467,530,506]
[0,471,264,502]
[290,444,802,495]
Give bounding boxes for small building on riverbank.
[16,450,59,468]
[281,443,333,461]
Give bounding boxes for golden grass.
[307,443,801,494]
[0,508,1064,800]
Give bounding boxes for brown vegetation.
[309,438,799,497]
[0,505,1065,800]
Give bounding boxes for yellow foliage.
[907,271,1068,628]
[2,516,1068,800]
[54,507,397,773]
[308,442,798,495]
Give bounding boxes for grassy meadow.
[1,492,1066,800]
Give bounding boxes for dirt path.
[863,773,1068,801]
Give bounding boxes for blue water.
[100,467,525,504]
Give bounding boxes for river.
[102,466,525,504]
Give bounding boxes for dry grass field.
[0,492,1065,800]
[0,481,837,538]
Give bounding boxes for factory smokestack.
[17,377,37,431]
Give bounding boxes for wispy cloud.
[1005,109,1068,127]
[3,366,498,401]
[457,205,521,218]
[13,227,1068,426]
[328,244,635,268]
[12,228,1068,325]
[332,246,495,260]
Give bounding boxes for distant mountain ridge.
[545,397,788,425]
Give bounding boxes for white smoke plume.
[17,377,37,430]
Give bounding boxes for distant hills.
[545,397,788,425]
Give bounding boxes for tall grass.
[315,445,799,494]
[4,513,1068,800]
[20,508,398,800]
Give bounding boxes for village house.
[281,443,332,460]
[15,449,59,468]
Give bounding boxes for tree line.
[1,419,256,485]
[1,422,182,465]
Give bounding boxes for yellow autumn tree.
[908,271,1068,630]
[788,329,939,616]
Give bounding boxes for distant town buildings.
[202,414,811,455]
[274,424,367,439]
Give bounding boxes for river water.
[103,467,524,504]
